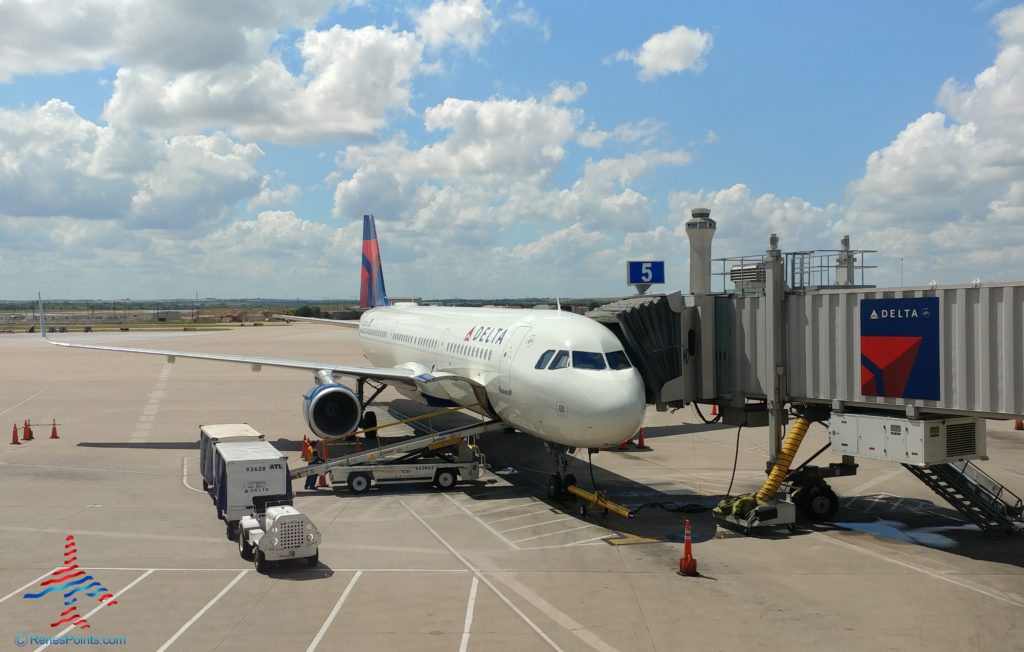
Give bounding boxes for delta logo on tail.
[860,297,940,401]
[360,214,389,309]
[23,535,117,628]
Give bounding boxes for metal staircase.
[903,462,1024,534]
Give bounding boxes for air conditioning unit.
[829,413,986,466]
[730,263,765,292]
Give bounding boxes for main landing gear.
[545,443,577,499]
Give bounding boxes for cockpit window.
[606,350,632,370]
[549,350,570,369]
[572,351,607,370]
[535,350,555,369]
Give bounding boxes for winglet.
[360,214,389,309]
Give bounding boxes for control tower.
[685,207,717,295]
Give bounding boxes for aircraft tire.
[362,411,378,439]
[547,475,563,500]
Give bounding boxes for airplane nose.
[582,373,646,446]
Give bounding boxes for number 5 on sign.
[626,261,665,286]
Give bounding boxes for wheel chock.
[566,484,634,518]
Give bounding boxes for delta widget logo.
[860,297,940,401]
[22,535,118,628]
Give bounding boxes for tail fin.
[360,214,389,308]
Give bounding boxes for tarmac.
[1,324,1022,652]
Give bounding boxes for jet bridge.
[589,209,1024,530]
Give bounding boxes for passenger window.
[606,350,632,370]
[572,351,607,370]
[535,350,555,369]
[549,350,570,369]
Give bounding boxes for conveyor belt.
[290,420,504,478]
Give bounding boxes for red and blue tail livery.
[360,214,389,309]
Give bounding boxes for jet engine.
[302,383,361,439]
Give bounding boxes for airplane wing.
[42,333,421,385]
[272,314,359,328]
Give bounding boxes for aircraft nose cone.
[582,373,646,447]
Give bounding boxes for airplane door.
[498,326,531,395]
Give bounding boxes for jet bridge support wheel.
[799,485,840,522]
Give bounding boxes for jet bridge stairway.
[903,462,1024,534]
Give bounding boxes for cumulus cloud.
[615,25,712,81]
[333,95,689,236]
[0,100,261,230]
[506,1,550,41]
[414,0,498,53]
[839,4,1024,284]
[104,25,423,144]
[0,0,336,82]
[248,176,301,211]
[546,82,587,104]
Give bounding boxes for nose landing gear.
[545,443,577,499]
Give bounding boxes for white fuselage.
[357,305,646,449]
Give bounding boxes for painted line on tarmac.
[181,457,206,494]
[814,532,1024,609]
[158,569,248,652]
[306,571,362,652]
[34,569,154,652]
[401,500,563,652]
[498,516,574,534]
[0,388,46,417]
[513,524,594,544]
[459,576,479,652]
[82,567,467,573]
[488,508,553,524]
[0,461,175,477]
[0,568,58,605]
[130,362,172,443]
[473,500,542,517]
[443,493,519,550]
[490,572,622,652]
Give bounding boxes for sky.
[1,0,1023,300]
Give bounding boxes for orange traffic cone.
[678,518,698,576]
[710,404,718,417]
[50,419,59,439]
[317,440,329,488]
[636,427,646,449]
[11,423,20,445]
[1015,418,1023,431]
[354,435,362,454]
[617,436,630,450]
[22,420,32,441]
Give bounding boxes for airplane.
[42,215,646,497]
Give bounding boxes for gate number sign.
[627,261,664,286]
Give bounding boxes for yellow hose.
[756,416,810,501]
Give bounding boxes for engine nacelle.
[302,383,361,439]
